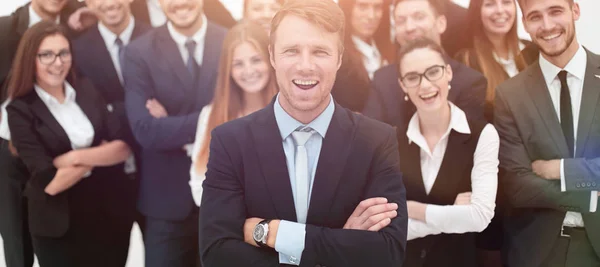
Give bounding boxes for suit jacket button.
[587,182,592,187]
[593,182,597,187]
[420,249,427,258]
[577,183,581,188]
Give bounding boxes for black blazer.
[363,58,487,129]
[130,0,237,28]
[199,101,408,267]
[6,78,129,237]
[0,2,81,99]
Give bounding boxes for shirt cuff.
[275,220,306,266]
[560,159,566,192]
[590,191,598,212]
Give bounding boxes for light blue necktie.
[291,126,314,223]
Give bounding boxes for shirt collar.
[34,82,77,106]
[29,5,60,28]
[351,35,379,58]
[539,44,587,85]
[167,14,208,46]
[274,93,335,140]
[406,102,471,145]
[98,16,136,48]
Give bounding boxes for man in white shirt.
[495,0,600,266]
[0,1,81,266]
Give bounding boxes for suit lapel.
[89,26,122,87]
[307,104,355,224]
[75,81,102,145]
[195,22,220,94]
[526,64,570,157]
[155,26,194,91]
[575,50,600,157]
[401,139,428,199]
[250,104,297,222]
[30,94,71,149]
[15,4,29,37]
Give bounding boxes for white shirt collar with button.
[167,14,208,66]
[351,35,384,80]
[29,5,60,27]
[34,82,77,106]
[539,44,586,87]
[406,102,470,158]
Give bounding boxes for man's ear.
[436,14,448,36]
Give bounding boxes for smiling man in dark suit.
[363,0,487,128]
[495,0,600,266]
[122,0,226,266]
[199,0,407,266]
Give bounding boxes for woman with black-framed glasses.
[5,21,134,267]
[395,38,500,267]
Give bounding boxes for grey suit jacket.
[494,49,600,267]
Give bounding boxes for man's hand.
[68,7,97,31]
[407,200,427,222]
[53,150,81,168]
[343,197,398,231]
[532,159,561,180]
[454,192,472,205]
[243,218,280,248]
[146,99,168,118]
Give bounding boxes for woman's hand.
[53,150,81,168]
[44,166,93,196]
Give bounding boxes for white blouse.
[405,103,499,240]
[189,104,213,207]
[34,83,95,150]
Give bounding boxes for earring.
[404,95,409,101]
[448,84,452,90]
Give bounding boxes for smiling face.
[36,34,72,91]
[521,0,579,58]
[269,14,342,117]
[159,0,204,32]
[231,41,271,95]
[87,0,133,28]
[481,0,517,37]
[245,0,282,34]
[393,0,446,46]
[399,47,452,113]
[350,0,384,42]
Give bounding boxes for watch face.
[253,225,265,241]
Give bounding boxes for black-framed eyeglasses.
[400,65,446,88]
[37,50,72,65]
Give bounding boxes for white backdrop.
[0,0,599,267]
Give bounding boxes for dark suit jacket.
[363,58,487,129]
[73,20,151,147]
[442,2,468,58]
[199,101,408,267]
[494,49,600,267]
[130,0,237,28]
[0,2,81,100]
[122,22,226,220]
[6,78,130,237]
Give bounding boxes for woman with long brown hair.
[332,0,395,112]
[456,0,532,121]
[6,21,134,266]
[189,21,277,205]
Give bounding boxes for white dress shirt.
[219,0,244,21]
[34,83,95,150]
[405,103,499,240]
[189,104,212,206]
[538,44,597,227]
[493,42,526,78]
[351,36,385,80]
[0,6,60,141]
[167,15,208,67]
[97,17,135,84]
[146,0,167,27]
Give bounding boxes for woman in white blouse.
[396,38,499,267]
[189,21,278,206]
[6,21,134,266]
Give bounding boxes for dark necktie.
[185,40,198,80]
[115,37,124,62]
[558,70,574,157]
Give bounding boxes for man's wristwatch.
[253,219,272,248]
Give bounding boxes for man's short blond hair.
[269,0,345,54]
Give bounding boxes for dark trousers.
[0,138,34,267]
[144,210,200,267]
[541,227,600,267]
